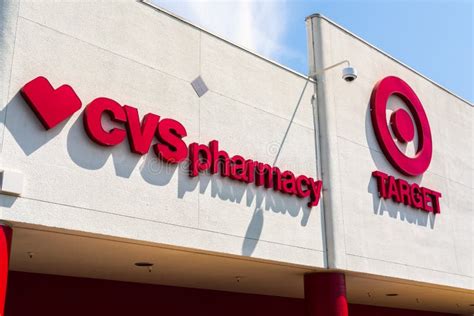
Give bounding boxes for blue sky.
[152,0,473,103]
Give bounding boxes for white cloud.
[152,0,298,62]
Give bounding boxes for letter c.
[84,97,127,146]
[296,175,311,198]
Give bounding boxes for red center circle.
[370,76,432,176]
[390,108,415,143]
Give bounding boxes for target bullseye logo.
[370,76,432,176]
[390,108,415,143]
[370,76,441,214]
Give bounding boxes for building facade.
[0,1,472,315]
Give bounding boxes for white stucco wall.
[0,1,324,268]
[309,15,473,289]
[1,1,471,293]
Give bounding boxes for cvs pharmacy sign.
[21,76,322,208]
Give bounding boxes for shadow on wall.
[367,176,435,229]
[364,103,436,229]
[176,170,311,256]
[66,115,142,178]
[2,93,67,155]
[2,92,313,257]
[0,195,17,208]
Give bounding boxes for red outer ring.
[370,76,432,176]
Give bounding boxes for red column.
[0,224,12,316]
[304,272,348,316]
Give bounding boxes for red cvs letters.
[83,98,187,163]
[80,95,321,208]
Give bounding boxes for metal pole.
[306,13,330,269]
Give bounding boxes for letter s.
[154,118,188,163]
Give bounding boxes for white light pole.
[309,59,357,82]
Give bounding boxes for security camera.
[342,66,357,82]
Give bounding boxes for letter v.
[124,105,160,155]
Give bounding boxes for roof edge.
[140,0,312,82]
[306,13,473,106]
[139,2,472,106]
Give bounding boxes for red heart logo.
[21,76,82,130]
